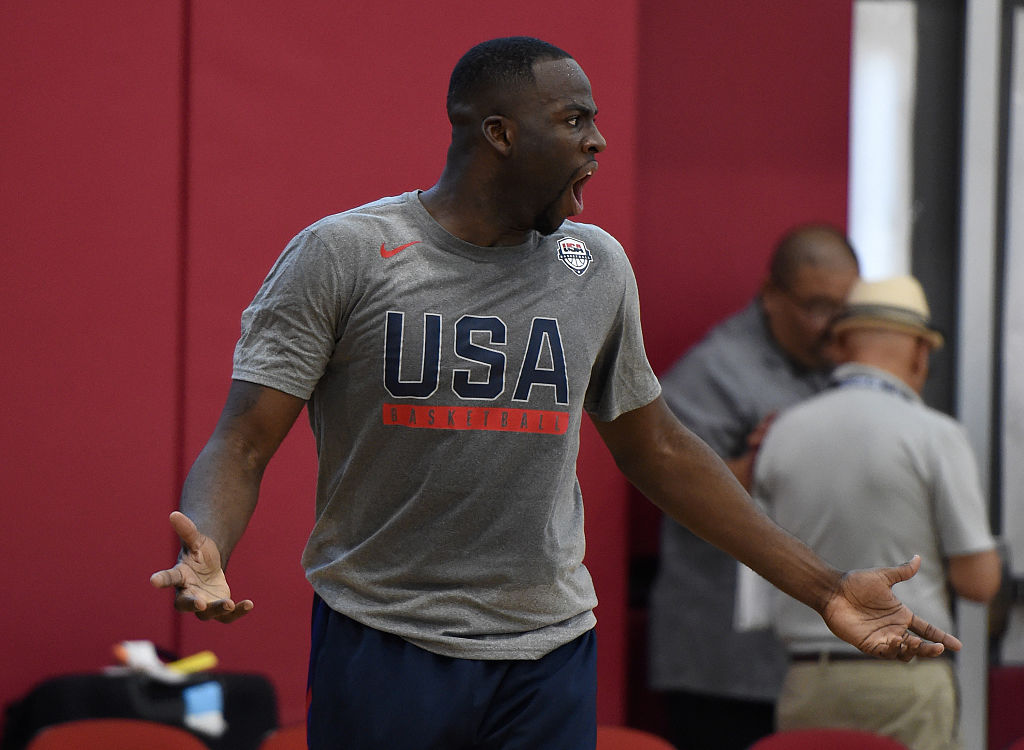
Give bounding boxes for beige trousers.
[776,656,959,750]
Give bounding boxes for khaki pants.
[777,656,959,750]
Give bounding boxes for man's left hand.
[822,555,962,661]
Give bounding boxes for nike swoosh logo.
[380,241,421,259]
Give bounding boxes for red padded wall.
[0,0,183,723]
[1,0,851,737]
[635,2,853,376]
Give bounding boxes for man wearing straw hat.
[751,275,1001,749]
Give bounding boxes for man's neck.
[420,179,531,247]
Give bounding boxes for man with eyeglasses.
[648,224,859,750]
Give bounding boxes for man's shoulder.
[789,377,966,436]
[677,303,768,367]
[553,220,624,254]
[769,386,834,424]
[660,304,777,404]
[307,192,413,231]
[915,401,972,444]
[706,302,765,339]
[548,221,632,281]
[283,193,421,260]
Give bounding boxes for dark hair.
[447,37,572,116]
[769,223,859,288]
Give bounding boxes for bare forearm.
[948,548,1002,603]
[596,399,842,614]
[176,380,305,567]
[722,454,753,491]
[641,428,840,611]
[179,432,265,568]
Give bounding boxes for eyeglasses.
[775,285,845,323]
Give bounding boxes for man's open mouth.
[569,162,598,216]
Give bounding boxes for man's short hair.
[769,224,859,289]
[447,37,572,117]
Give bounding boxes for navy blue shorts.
[306,595,597,750]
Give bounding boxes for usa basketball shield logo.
[557,237,592,276]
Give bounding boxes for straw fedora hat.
[832,275,944,349]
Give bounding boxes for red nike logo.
[380,241,421,259]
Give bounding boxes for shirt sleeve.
[930,418,997,556]
[232,229,344,400]
[583,261,661,422]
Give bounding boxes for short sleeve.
[583,263,661,421]
[930,420,997,556]
[232,229,343,400]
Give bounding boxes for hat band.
[837,303,932,331]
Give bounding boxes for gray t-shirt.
[233,191,661,660]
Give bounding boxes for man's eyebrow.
[561,101,598,116]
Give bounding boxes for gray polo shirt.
[754,362,996,653]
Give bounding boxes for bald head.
[769,224,859,289]
[836,327,933,394]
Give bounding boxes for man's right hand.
[150,511,253,623]
[726,413,779,490]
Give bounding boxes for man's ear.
[760,279,781,316]
[831,330,853,364]
[482,115,513,156]
[912,337,932,376]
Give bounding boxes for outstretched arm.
[593,396,961,659]
[150,380,305,622]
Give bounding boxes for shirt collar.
[830,362,922,404]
